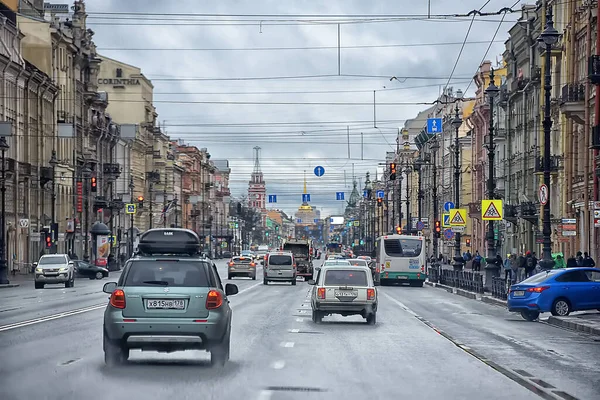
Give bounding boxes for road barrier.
[427,265,484,294]
[490,277,508,300]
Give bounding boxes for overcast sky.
[84,0,523,217]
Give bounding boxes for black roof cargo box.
[137,228,201,256]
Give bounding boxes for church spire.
[303,170,307,194]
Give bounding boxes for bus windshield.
[383,238,422,257]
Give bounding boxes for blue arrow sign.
[363,190,369,198]
[444,229,454,240]
[314,166,325,177]
[336,192,345,201]
[427,118,443,134]
[297,218,302,223]
[314,219,319,223]
[302,193,311,202]
[268,194,277,203]
[444,201,455,212]
[376,190,385,199]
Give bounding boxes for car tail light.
[110,289,126,309]
[421,265,425,272]
[228,262,234,267]
[526,286,550,293]
[206,290,223,309]
[367,288,375,300]
[250,262,256,267]
[317,288,326,299]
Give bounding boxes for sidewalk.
[0,273,33,289]
[424,280,507,307]
[547,313,600,336]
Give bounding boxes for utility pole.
[484,69,500,275]
[451,104,464,271]
[129,176,134,257]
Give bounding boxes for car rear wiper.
[142,280,169,286]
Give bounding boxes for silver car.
[263,251,296,285]
[34,254,75,289]
[309,265,377,324]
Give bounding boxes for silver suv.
[34,254,75,289]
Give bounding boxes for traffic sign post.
[442,214,450,228]
[539,184,548,206]
[481,200,503,221]
[336,192,345,201]
[363,190,369,198]
[126,203,137,214]
[416,221,425,230]
[314,219,319,223]
[443,229,454,240]
[427,118,443,134]
[302,194,311,202]
[268,194,277,203]
[376,190,385,199]
[297,219,302,223]
[314,166,325,177]
[449,209,467,226]
[444,201,455,213]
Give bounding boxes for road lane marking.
[236,282,262,295]
[281,342,295,348]
[0,303,106,332]
[381,292,418,316]
[271,360,285,369]
[256,390,272,400]
[296,318,305,322]
[289,329,300,333]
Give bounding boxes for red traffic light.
[45,235,52,248]
[137,196,144,202]
[434,220,441,233]
[390,163,397,173]
[396,226,402,234]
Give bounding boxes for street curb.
[546,316,600,336]
[455,288,477,300]
[0,284,21,289]
[426,281,507,307]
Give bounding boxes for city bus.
[374,234,426,287]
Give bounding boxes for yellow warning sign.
[449,209,467,226]
[481,199,503,221]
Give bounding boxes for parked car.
[507,267,600,321]
[74,260,109,280]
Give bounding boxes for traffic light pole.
[129,176,135,258]
[432,143,439,261]
[149,182,153,229]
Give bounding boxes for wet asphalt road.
[0,260,598,400]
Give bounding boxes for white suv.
[34,254,75,289]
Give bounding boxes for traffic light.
[377,198,383,207]
[466,239,471,247]
[91,176,97,192]
[434,220,441,238]
[44,231,52,248]
[396,226,402,234]
[137,196,144,209]
[389,163,397,181]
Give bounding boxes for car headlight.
[35,268,42,273]
[59,267,68,272]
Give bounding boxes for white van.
[375,234,426,287]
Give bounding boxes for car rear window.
[268,255,293,265]
[324,269,368,286]
[384,239,422,257]
[350,260,368,267]
[124,260,210,287]
[234,257,251,263]
[520,270,560,284]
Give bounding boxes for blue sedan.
[507,267,600,321]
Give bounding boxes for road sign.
[336,192,345,201]
[314,166,325,177]
[353,221,360,226]
[297,218,302,223]
[126,203,136,214]
[451,226,465,233]
[443,229,454,240]
[363,190,369,198]
[449,209,467,226]
[376,190,385,199]
[481,199,503,220]
[268,194,277,203]
[302,194,311,202]
[19,218,29,228]
[427,118,443,134]
[415,221,424,230]
[444,201,455,213]
[442,214,450,228]
[538,184,548,206]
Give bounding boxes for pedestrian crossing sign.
[442,213,450,228]
[449,208,467,226]
[481,199,503,221]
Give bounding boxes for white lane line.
[271,360,286,370]
[296,318,305,322]
[256,390,273,400]
[381,291,418,316]
[289,328,300,333]
[236,282,262,295]
[281,341,295,348]
[0,303,106,332]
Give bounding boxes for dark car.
[74,260,109,280]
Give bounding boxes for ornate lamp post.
[451,105,464,271]
[49,150,58,254]
[538,6,560,270]
[0,136,9,284]
[429,138,440,261]
[414,156,424,231]
[82,164,92,261]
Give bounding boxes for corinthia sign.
[97,78,141,85]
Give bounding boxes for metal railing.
[427,265,484,294]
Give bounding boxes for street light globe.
[451,114,462,130]
[0,136,9,151]
[538,12,559,46]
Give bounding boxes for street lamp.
[414,156,424,232]
[451,105,464,271]
[404,162,412,235]
[129,176,135,257]
[0,136,9,284]
[484,68,500,279]
[81,164,92,261]
[538,6,559,270]
[364,172,373,252]
[49,150,58,254]
[429,138,440,261]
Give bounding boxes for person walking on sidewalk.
[525,251,537,277]
[576,251,584,266]
[472,251,482,272]
[582,252,596,267]
[554,254,566,269]
[503,254,513,282]
[566,254,578,268]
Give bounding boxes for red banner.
[76,181,83,213]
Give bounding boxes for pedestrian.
[566,255,578,268]
[472,251,482,272]
[510,253,519,283]
[582,252,596,267]
[503,254,512,282]
[553,254,566,269]
[525,251,537,278]
[576,251,584,266]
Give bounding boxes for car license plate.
[334,290,357,297]
[146,299,185,309]
[513,290,525,297]
[397,276,408,279]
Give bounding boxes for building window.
[116,68,123,78]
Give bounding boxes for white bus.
[374,234,427,287]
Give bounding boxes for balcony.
[534,155,561,175]
[519,201,538,225]
[468,202,481,218]
[102,162,121,178]
[592,125,600,150]
[504,204,518,223]
[146,171,160,183]
[588,55,600,85]
[40,166,54,187]
[559,84,585,124]
[18,162,31,176]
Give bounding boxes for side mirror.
[307,279,316,285]
[103,282,117,293]
[225,283,239,296]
